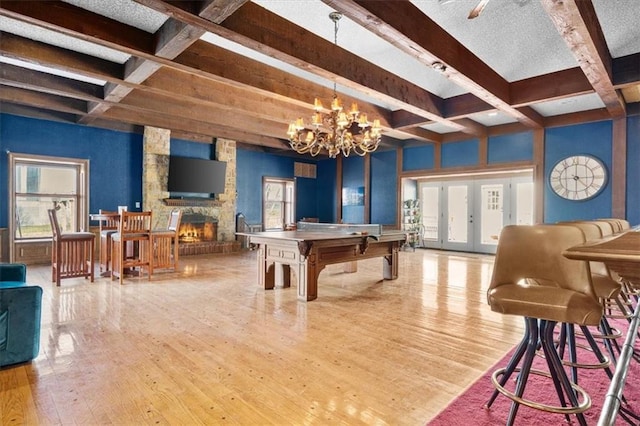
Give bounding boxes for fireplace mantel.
[163,198,221,207]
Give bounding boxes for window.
[262,178,295,230]
[10,153,89,240]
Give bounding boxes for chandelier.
[286,12,382,158]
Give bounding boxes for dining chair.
[111,211,153,284]
[47,209,95,286]
[151,209,182,271]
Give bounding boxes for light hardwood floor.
[1,248,524,425]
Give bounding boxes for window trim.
[9,152,90,261]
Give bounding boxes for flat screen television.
[167,156,226,195]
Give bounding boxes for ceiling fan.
[468,0,490,19]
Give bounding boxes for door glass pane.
[447,186,468,243]
[421,186,439,241]
[516,182,534,225]
[480,184,503,245]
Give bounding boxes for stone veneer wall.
[142,127,237,242]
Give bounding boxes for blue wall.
[442,139,479,168]
[403,144,434,171]
[0,113,143,228]
[488,132,533,163]
[544,121,613,223]
[627,115,640,225]
[371,150,397,225]
[341,156,365,223]
[2,112,637,232]
[235,148,317,225]
[316,159,337,222]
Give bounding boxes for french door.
[418,175,533,254]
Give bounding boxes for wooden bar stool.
[96,209,119,275]
[151,209,182,271]
[485,225,603,426]
[47,209,95,286]
[111,211,152,284]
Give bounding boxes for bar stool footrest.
[490,367,591,415]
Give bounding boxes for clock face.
[549,155,607,201]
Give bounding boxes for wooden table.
[563,225,640,425]
[238,226,407,301]
[89,212,120,276]
[563,225,640,283]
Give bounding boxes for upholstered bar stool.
[558,221,625,370]
[486,225,603,426]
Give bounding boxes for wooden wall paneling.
[533,128,545,224]
[336,156,343,223]
[612,117,627,218]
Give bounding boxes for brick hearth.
[179,241,241,256]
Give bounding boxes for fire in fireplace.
[178,213,218,243]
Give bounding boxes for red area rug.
[428,321,640,425]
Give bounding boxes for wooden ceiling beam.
[0,0,249,124]
[0,32,123,80]
[102,106,288,149]
[391,110,431,130]
[613,53,640,88]
[510,68,593,107]
[444,94,494,119]
[1,101,80,124]
[0,85,87,115]
[120,89,289,138]
[541,0,626,118]
[396,128,443,144]
[0,35,403,144]
[0,62,103,101]
[175,41,393,128]
[133,0,477,133]
[323,0,544,128]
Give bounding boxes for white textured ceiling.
[1,0,638,138]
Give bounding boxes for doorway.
[415,173,533,254]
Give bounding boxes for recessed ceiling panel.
[410,0,579,82]
[593,0,640,58]
[421,122,460,134]
[531,93,605,117]
[0,16,129,64]
[466,110,518,126]
[62,0,168,33]
[252,0,467,99]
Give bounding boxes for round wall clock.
[549,154,607,200]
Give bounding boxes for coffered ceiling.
[1,0,639,156]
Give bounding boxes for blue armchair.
[0,263,27,282]
[1,263,42,368]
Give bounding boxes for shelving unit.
[402,199,422,250]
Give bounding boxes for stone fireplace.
[142,127,241,256]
